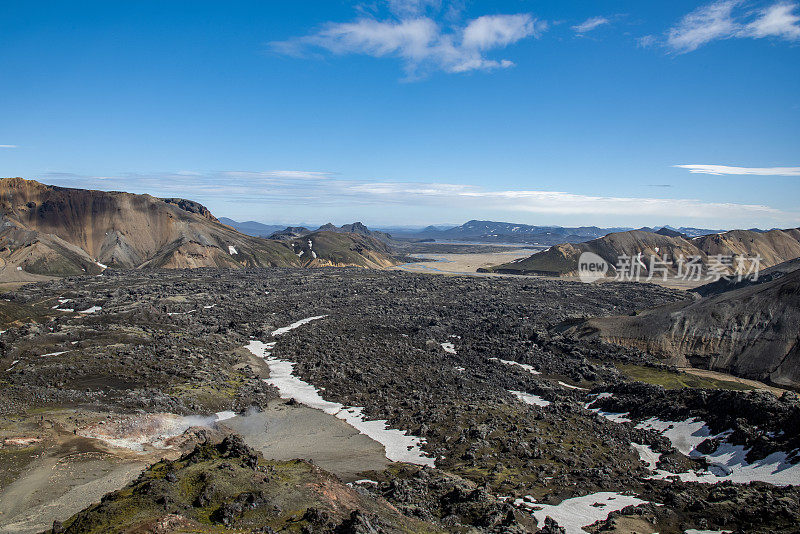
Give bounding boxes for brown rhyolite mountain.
[572,260,800,389]
[0,177,397,276]
[483,228,800,276]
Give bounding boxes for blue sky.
[1,0,798,228]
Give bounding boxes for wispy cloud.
[385,0,442,17]
[39,171,797,225]
[573,16,610,34]
[0,145,18,148]
[675,164,800,176]
[270,6,545,79]
[221,170,335,180]
[665,0,800,53]
[667,0,741,52]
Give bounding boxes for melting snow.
[489,357,541,375]
[96,261,108,269]
[78,306,102,314]
[53,299,75,312]
[636,417,714,456]
[510,390,551,407]
[631,443,661,470]
[41,351,67,357]
[246,339,434,467]
[214,411,237,422]
[650,444,800,485]
[632,417,800,485]
[596,411,632,423]
[5,360,19,372]
[520,492,651,534]
[271,315,327,336]
[584,394,632,422]
[558,381,588,391]
[441,342,456,354]
[228,245,238,255]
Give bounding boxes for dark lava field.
[1,268,799,533]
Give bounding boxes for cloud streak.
[573,17,610,34]
[0,145,18,148]
[270,11,544,78]
[675,164,800,176]
[666,0,800,53]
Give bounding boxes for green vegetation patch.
[615,363,755,391]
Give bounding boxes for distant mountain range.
[222,219,392,242]
[217,218,285,237]
[384,220,726,245]
[223,218,732,246]
[0,178,399,280]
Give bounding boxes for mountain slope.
[267,221,392,242]
[59,435,442,534]
[288,230,397,268]
[483,228,800,277]
[0,178,398,274]
[571,268,800,389]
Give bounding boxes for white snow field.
[585,393,632,423]
[271,315,327,336]
[631,443,661,470]
[489,357,540,375]
[509,390,551,407]
[634,417,800,485]
[581,398,800,485]
[635,417,714,456]
[521,492,651,534]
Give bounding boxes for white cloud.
[270,12,543,78]
[667,0,741,52]
[352,182,785,219]
[675,164,800,176]
[462,14,541,49]
[744,2,800,39]
[0,145,18,148]
[40,171,796,226]
[573,16,610,34]
[665,0,800,52]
